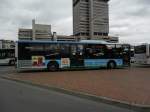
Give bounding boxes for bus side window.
[0,51,3,59]
[135,45,146,54]
[85,44,105,59]
[1,52,6,59]
[106,44,120,58]
[85,46,93,59]
[115,45,123,58]
[70,45,84,56]
[77,45,84,56]
[45,44,61,59]
[70,45,76,56]
[60,44,70,58]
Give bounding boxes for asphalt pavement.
[0,77,135,112]
[0,66,15,76]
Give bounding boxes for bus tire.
[9,60,15,66]
[107,61,116,69]
[47,61,59,72]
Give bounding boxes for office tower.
[73,0,110,39]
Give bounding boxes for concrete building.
[73,0,110,40]
[18,29,32,40]
[18,20,52,40]
[18,20,76,42]
[0,40,15,49]
[56,35,76,41]
[32,20,52,40]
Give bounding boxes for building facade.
[18,29,32,40]
[73,0,110,40]
[32,20,52,40]
[18,20,52,40]
[56,35,76,41]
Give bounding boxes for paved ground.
[0,65,15,76]
[6,65,150,106]
[0,78,135,112]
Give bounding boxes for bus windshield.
[135,45,146,54]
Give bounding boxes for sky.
[0,0,150,44]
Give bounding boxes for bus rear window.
[135,45,146,54]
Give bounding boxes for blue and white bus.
[16,40,131,71]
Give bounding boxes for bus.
[16,40,131,71]
[0,49,15,65]
[134,43,150,65]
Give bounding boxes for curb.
[1,75,150,112]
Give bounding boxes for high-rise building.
[73,0,110,40]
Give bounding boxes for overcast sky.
[0,0,150,44]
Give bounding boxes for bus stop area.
[2,66,150,106]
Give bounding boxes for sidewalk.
[6,67,150,106]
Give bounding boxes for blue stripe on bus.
[84,59,123,67]
[18,59,123,69]
[45,59,123,68]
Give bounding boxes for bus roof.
[17,40,119,45]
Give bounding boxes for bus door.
[70,45,84,67]
[122,45,131,66]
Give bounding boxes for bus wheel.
[9,60,15,66]
[47,62,59,72]
[107,61,116,69]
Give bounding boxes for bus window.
[60,44,70,58]
[70,45,76,56]
[45,44,61,59]
[0,50,5,59]
[70,45,84,57]
[85,44,105,59]
[105,45,116,58]
[115,45,123,58]
[106,45,115,50]
[28,44,45,59]
[18,43,30,60]
[135,45,146,54]
[77,45,84,56]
